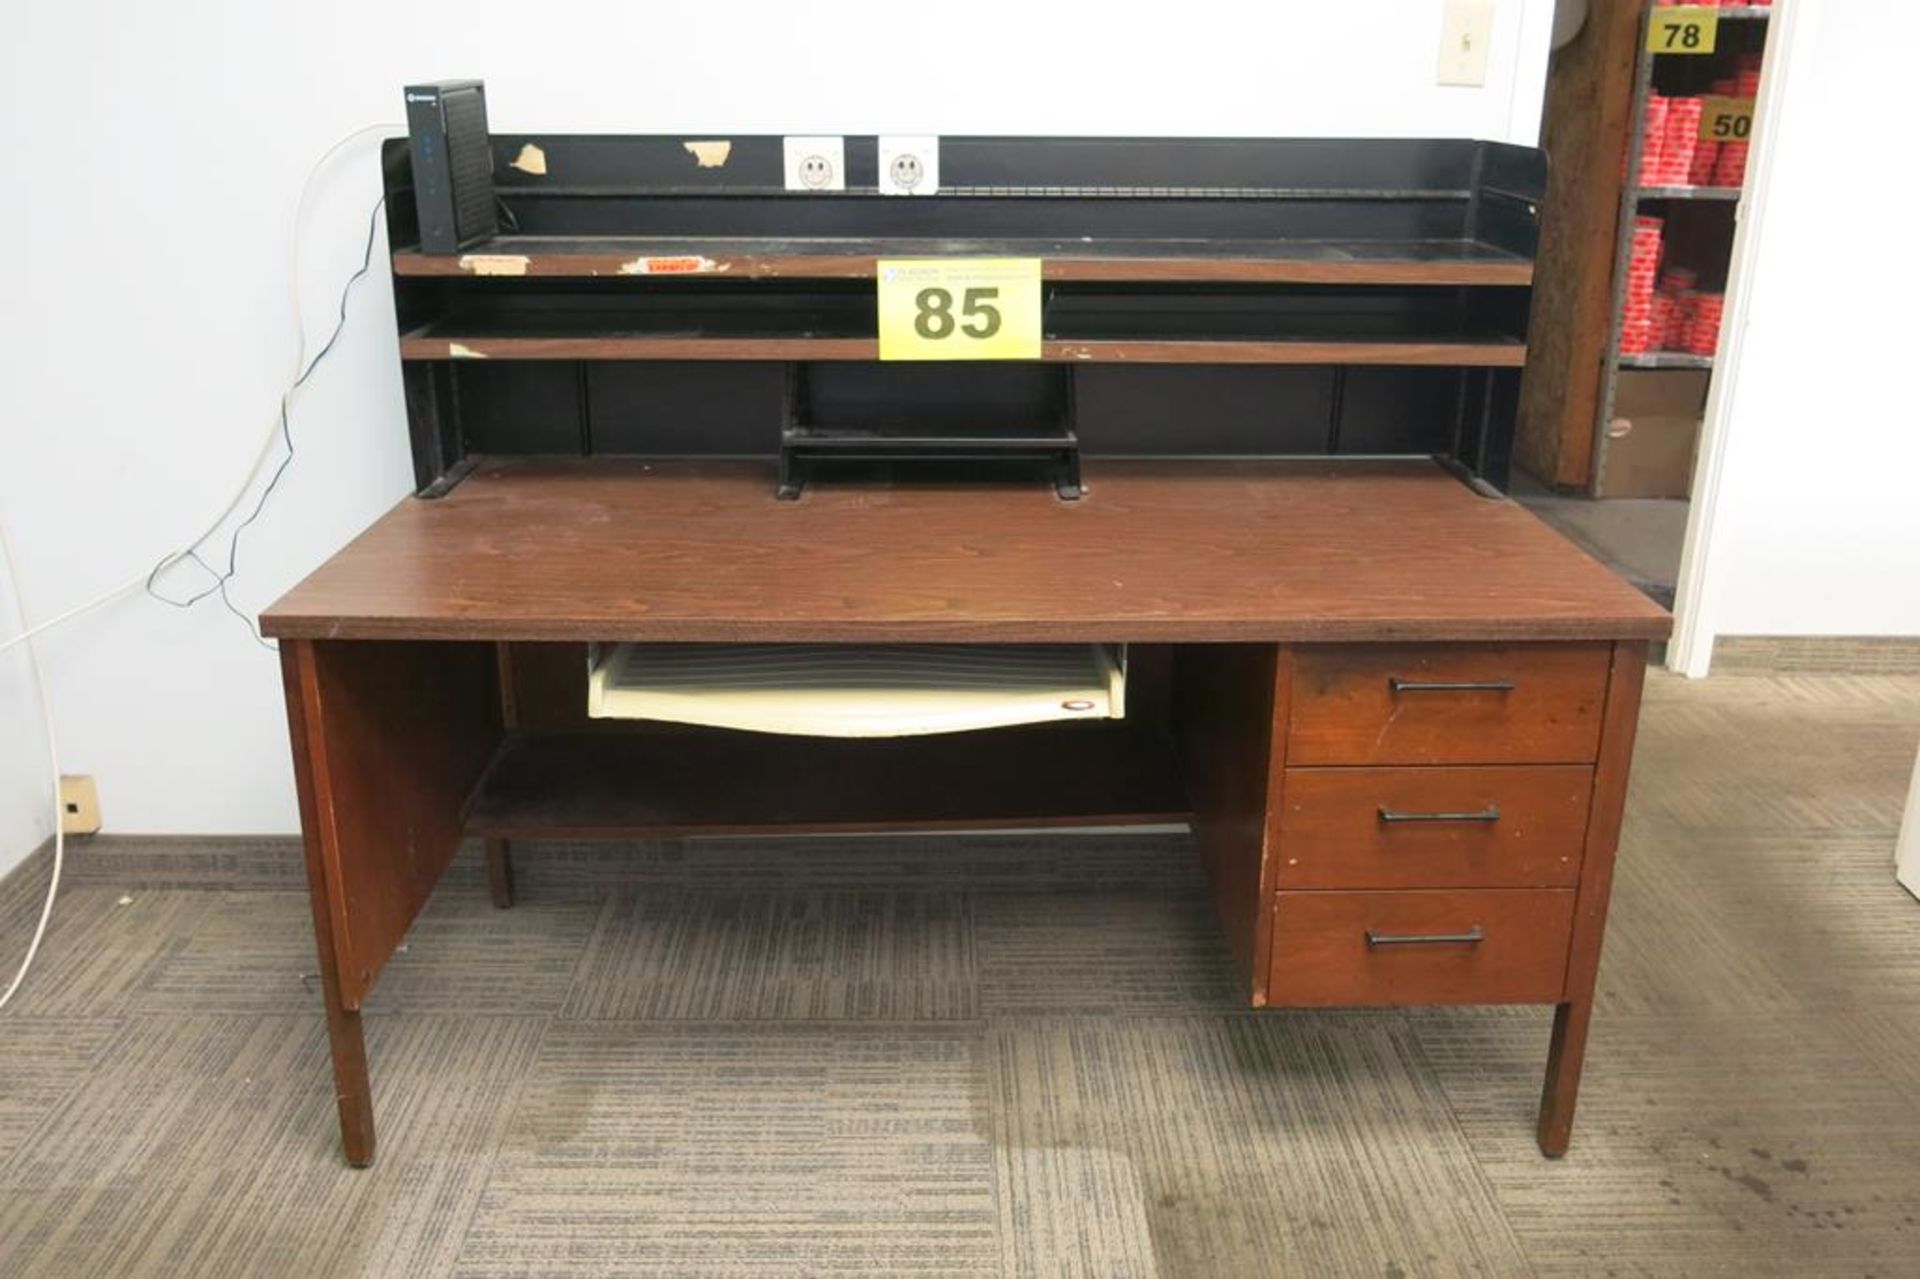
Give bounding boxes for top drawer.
[1288,643,1610,766]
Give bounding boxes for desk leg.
[1537,640,1646,1157]
[312,915,376,1167]
[485,838,515,909]
[280,638,503,1166]
[487,643,519,910]
[1539,998,1592,1158]
[282,640,376,1166]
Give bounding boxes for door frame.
[1666,0,1808,678]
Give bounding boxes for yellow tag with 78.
[1648,8,1717,54]
[877,258,1042,361]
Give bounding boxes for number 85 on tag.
[877,258,1042,360]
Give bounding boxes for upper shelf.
[399,332,1527,367]
[392,235,1536,287]
[381,135,1547,293]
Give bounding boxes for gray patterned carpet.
[2,668,1919,1277]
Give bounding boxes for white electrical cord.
[0,119,401,1006]
[0,516,63,1010]
[0,121,400,660]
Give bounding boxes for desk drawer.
[1266,888,1573,1006]
[1288,643,1610,766]
[1276,765,1592,890]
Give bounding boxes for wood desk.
[263,457,1669,1167]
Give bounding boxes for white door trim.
[1666,0,1813,678]
[1898,743,1920,902]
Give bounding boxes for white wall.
[1676,0,1920,666]
[0,1,1554,861]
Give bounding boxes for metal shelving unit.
[1618,352,1713,371]
[1635,185,1742,201]
[1589,3,1771,495]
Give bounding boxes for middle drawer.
[1276,765,1593,889]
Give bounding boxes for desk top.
[261,459,1671,644]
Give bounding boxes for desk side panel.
[1174,644,1286,1002]
[285,639,503,1008]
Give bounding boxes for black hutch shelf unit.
[381,133,1546,499]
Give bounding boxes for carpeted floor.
[2,667,1919,1277]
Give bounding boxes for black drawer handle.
[1388,677,1516,694]
[1378,805,1501,824]
[1365,927,1485,947]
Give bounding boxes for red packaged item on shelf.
[1638,95,1669,186]
[1651,292,1680,350]
[1621,216,1665,356]
[1664,98,1703,185]
[1659,267,1698,295]
[1684,292,1725,356]
[1690,141,1721,186]
[1737,69,1762,96]
[1714,141,1749,187]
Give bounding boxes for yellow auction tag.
[1649,7,1718,55]
[1700,96,1755,142]
[876,258,1042,361]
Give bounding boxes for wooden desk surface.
[261,458,1671,643]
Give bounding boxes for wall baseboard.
[1712,635,1920,675]
[0,835,307,905]
[0,830,1194,901]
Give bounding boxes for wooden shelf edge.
[398,335,1529,367]
[263,613,1673,645]
[461,725,1193,839]
[392,249,1534,288]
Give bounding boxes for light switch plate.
[782,136,845,191]
[878,136,939,196]
[1438,0,1494,87]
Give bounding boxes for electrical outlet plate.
[782,136,845,192]
[1438,0,1494,87]
[878,135,940,196]
[59,775,101,835]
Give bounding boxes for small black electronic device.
[403,79,497,253]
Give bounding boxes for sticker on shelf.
[1648,8,1718,55]
[1699,98,1755,142]
[876,258,1041,361]
[878,136,940,196]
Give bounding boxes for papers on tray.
[588,643,1126,738]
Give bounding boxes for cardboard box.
[1600,369,1709,498]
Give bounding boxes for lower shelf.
[464,723,1192,838]
[1617,351,1712,370]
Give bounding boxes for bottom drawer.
[1267,889,1574,1007]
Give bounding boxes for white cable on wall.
[0,516,64,1010]
[0,121,400,660]
[0,120,400,1004]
